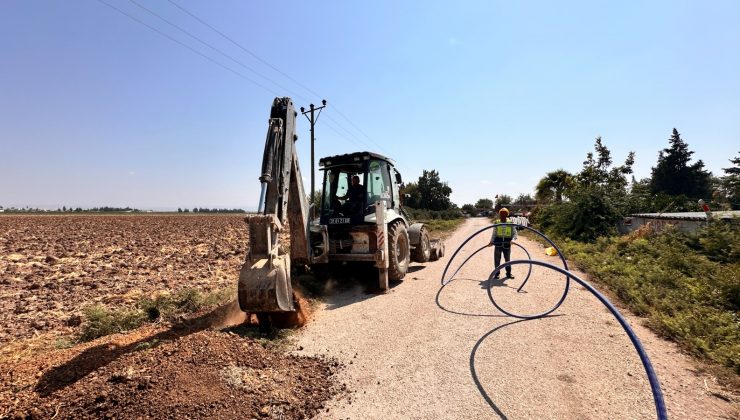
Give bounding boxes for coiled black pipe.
[445,241,532,289]
[439,224,668,420]
[489,260,667,420]
[441,223,570,318]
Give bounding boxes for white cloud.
[128,171,136,175]
[479,179,490,184]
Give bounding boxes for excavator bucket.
[238,253,295,313]
[237,214,295,313]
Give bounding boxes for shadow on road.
[407,265,426,274]
[313,262,432,311]
[435,278,508,318]
[478,273,524,292]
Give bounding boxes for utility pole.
[300,100,327,207]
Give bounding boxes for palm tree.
[535,170,574,204]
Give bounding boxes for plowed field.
[0,215,342,419]
[0,214,245,345]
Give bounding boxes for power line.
[166,0,324,101]
[95,0,280,96]
[321,120,368,151]
[331,106,388,154]
[97,0,384,154]
[165,0,388,155]
[323,114,377,152]
[134,0,385,152]
[127,0,312,104]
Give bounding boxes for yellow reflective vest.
[491,221,518,245]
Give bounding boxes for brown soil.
[1,320,342,419]
[0,215,246,347]
[0,215,342,419]
[271,291,310,329]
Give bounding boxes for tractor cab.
[318,152,402,226]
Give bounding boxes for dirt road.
[293,217,738,419]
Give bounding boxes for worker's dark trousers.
[494,245,512,277]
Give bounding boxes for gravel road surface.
[294,217,738,419]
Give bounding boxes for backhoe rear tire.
[411,227,431,263]
[388,222,410,281]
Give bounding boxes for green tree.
[535,170,574,203]
[495,194,513,206]
[725,152,740,176]
[626,177,656,213]
[415,170,453,211]
[572,138,634,240]
[718,151,740,209]
[650,128,712,199]
[461,204,476,213]
[310,190,322,207]
[578,137,634,193]
[538,138,635,241]
[400,182,421,208]
[514,194,536,205]
[475,198,493,209]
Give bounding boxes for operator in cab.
[338,175,367,215]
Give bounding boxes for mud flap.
[238,254,295,313]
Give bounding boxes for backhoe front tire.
[411,227,431,263]
[388,222,410,281]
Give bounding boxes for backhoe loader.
[238,97,444,326]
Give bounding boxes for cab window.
[321,165,365,218]
[367,160,391,207]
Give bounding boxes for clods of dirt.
[0,215,247,346]
[2,328,343,419]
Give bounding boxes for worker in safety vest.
[488,207,518,279]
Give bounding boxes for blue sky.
[1,0,738,210]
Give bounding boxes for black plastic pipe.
[488,259,667,420]
[441,223,570,318]
[438,224,667,420]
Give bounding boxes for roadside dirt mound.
[2,328,343,419]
